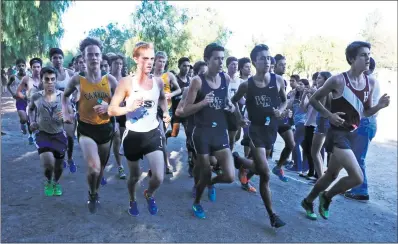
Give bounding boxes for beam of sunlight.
[12,151,37,163]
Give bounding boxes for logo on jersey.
[209,97,224,110]
[143,100,155,109]
[42,104,61,122]
[254,95,271,107]
[363,91,369,103]
[84,91,109,101]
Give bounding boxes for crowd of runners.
[1,37,390,229]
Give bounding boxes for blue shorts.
[192,127,229,155]
[248,119,278,150]
[35,131,67,159]
[325,128,357,153]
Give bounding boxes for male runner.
[272,54,295,170]
[109,54,127,179]
[225,56,243,150]
[62,37,118,213]
[108,42,171,216]
[16,58,42,102]
[74,54,87,74]
[301,41,390,220]
[232,44,287,228]
[100,55,111,74]
[193,61,207,76]
[28,67,67,196]
[183,43,235,219]
[50,48,77,172]
[7,59,34,143]
[344,57,379,201]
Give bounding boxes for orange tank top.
[78,73,111,125]
[161,73,172,109]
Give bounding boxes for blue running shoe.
[192,203,205,219]
[101,177,107,186]
[144,190,158,215]
[68,159,77,173]
[128,200,139,217]
[272,166,289,182]
[208,185,216,202]
[28,136,34,145]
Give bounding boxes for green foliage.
[1,0,72,66]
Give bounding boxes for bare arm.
[168,72,182,98]
[309,76,339,118]
[157,77,168,114]
[62,75,79,119]
[28,93,40,123]
[108,77,131,116]
[7,75,16,96]
[363,76,389,117]
[231,81,248,121]
[276,75,288,113]
[182,76,208,115]
[17,76,28,99]
[300,91,310,111]
[175,88,189,117]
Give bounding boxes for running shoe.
[192,203,205,219]
[232,151,241,169]
[239,166,248,184]
[100,177,107,186]
[28,135,34,145]
[44,181,54,196]
[118,166,126,179]
[53,182,63,196]
[270,213,286,228]
[208,185,216,202]
[272,166,288,182]
[87,192,100,214]
[241,182,257,193]
[68,159,77,173]
[343,191,369,202]
[144,190,158,215]
[301,199,317,220]
[318,192,331,219]
[128,200,139,217]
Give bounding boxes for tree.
[86,22,133,55]
[1,0,72,66]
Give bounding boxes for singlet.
[330,72,371,131]
[246,73,281,126]
[125,76,160,132]
[14,75,27,97]
[55,69,71,91]
[193,72,228,129]
[160,73,172,109]
[172,75,190,106]
[228,75,241,99]
[36,90,64,134]
[78,72,111,125]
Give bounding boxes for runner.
[100,55,111,74]
[62,37,118,213]
[231,44,287,228]
[74,54,87,74]
[193,61,207,76]
[344,57,379,201]
[108,42,171,216]
[1,67,7,94]
[7,59,34,143]
[183,43,236,219]
[301,41,390,220]
[310,71,332,180]
[225,56,243,150]
[50,48,77,172]
[28,67,67,196]
[272,54,295,170]
[152,51,181,174]
[109,54,127,179]
[16,58,42,102]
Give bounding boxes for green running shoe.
[44,181,54,196]
[53,182,63,196]
[301,199,317,220]
[319,192,331,219]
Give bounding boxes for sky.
[60,1,397,58]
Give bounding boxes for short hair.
[49,48,64,58]
[193,61,207,75]
[226,56,238,67]
[250,44,269,64]
[40,66,57,80]
[312,72,319,81]
[274,54,286,65]
[319,71,332,81]
[299,79,309,86]
[290,74,300,82]
[345,41,371,65]
[155,51,168,61]
[101,55,110,64]
[270,57,276,65]
[109,54,125,65]
[79,37,103,54]
[132,42,154,58]
[203,43,224,61]
[369,57,376,71]
[238,57,251,71]
[29,58,42,67]
[74,54,83,63]
[15,58,26,66]
[178,57,190,67]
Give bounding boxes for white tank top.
[228,76,242,99]
[125,76,160,132]
[56,69,70,90]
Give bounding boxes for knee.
[257,167,270,182]
[87,159,101,174]
[325,170,339,181]
[20,118,27,124]
[150,172,164,185]
[128,174,140,184]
